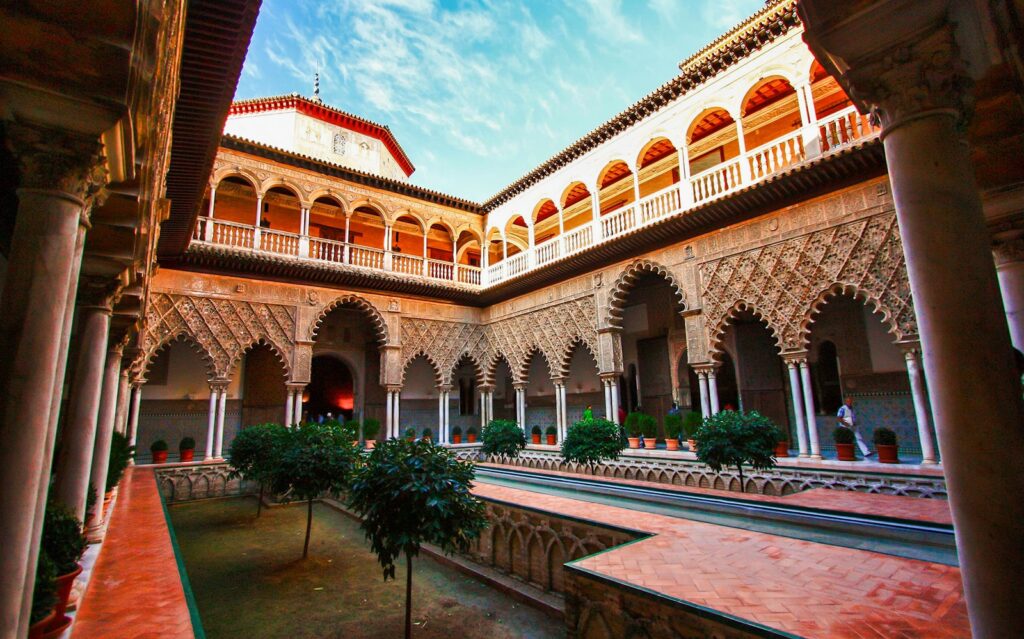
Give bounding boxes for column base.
[810,454,823,460]
[921,459,939,465]
[798,453,810,458]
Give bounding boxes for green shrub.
[561,418,623,472]
[466,426,477,437]
[531,426,541,436]
[41,503,86,575]
[872,427,897,446]
[624,412,643,437]
[324,418,357,441]
[105,432,133,492]
[452,426,462,437]
[228,423,289,517]
[31,551,57,624]
[833,426,856,444]
[683,411,703,438]
[179,436,196,451]
[422,428,433,440]
[150,439,168,453]
[545,425,556,436]
[481,419,526,457]
[664,413,683,439]
[362,418,381,440]
[694,410,778,493]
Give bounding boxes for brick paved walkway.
[479,463,953,525]
[472,482,969,638]
[72,467,194,639]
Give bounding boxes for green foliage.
[775,427,789,443]
[105,432,133,493]
[873,427,897,446]
[323,418,357,442]
[545,426,556,436]
[694,410,778,490]
[530,426,541,435]
[664,413,683,439]
[422,428,433,440]
[42,503,86,574]
[347,438,488,581]
[683,412,703,438]
[270,422,360,502]
[228,423,289,486]
[404,427,416,440]
[31,551,57,624]
[625,412,656,437]
[362,418,381,440]
[481,419,526,457]
[466,426,477,436]
[833,426,856,444]
[179,436,196,450]
[561,418,623,470]
[150,439,168,453]
[452,426,462,436]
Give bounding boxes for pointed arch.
[519,346,555,384]
[448,352,485,387]
[141,333,218,383]
[556,336,599,379]
[707,300,784,359]
[798,283,910,351]
[401,351,444,386]
[606,259,686,329]
[228,335,292,381]
[310,294,389,345]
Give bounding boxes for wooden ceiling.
[638,138,677,168]
[689,109,734,144]
[534,199,559,223]
[599,161,632,188]
[561,182,591,208]
[743,77,796,115]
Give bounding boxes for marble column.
[205,385,218,459]
[784,357,810,457]
[85,342,125,536]
[695,369,710,419]
[127,384,142,448]
[553,380,566,441]
[113,368,130,435]
[994,236,1024,353]
[602,379,612,420]
[214,384,228,458]
[394,389,401,435]
[707,368,721,414]
[291,385,304,426]
[798,361,821,458]
[53,302,114,519]
[437,387,449,443]
[284,389,294,428]
[443,389,451,442]
[0,124,105,638]
[901,344,938,464]
[609,378,620,425]
[513,384,527,430]
[385,390,394,438]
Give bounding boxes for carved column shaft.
[993,237,1024,353]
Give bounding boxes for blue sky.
[236,0,764,202]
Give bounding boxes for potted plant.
[684,412,702,452]
[150,439,168,464]
[693,410,778,493]
[404,427,416,441]
[640,414,657,449]
[29,551,58,639]
[545,425,556,445]
[363,418,380,448]
[664,413,682,451]
[530,425,542,445]
[624,412,642,449]
[179,436,196,462]
[421,428,432,442]
[41,504,86,625]
[774,428,790,458]
[833,426,857,461]
[466,426,477,443]
[451,426,463,444]
[873,427,899,463]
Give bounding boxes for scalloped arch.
[401,351,444,386]
[228,336,292,380]
[798,284,908,350]
[707,300,785,359]
[607,259,686,328]
[141,333,218,383]
[311,295,389,345]
[556,336,600,378]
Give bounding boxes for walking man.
[836,397,872,458]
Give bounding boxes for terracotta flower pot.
[179,448,194,463]
[546,434,556,445]
[53,564,82,619]
[28,611,56,639]
[835,442,857,461]
[643,438,657,449]
[627,437,640,449]
[41,614,72,639]
[467,433,477,443]
[531,434,541,444]
[687,439,697,452]
[774,441,789,457]
[152,450,168,464]
[665,439,680,451]
[876,444,899,464]
[365,439,376,449]
[452,435,461,444]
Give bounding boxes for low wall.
[155,463,256,502]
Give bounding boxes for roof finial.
[313,68,321,103]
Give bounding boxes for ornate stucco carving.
[606,259,686,329]
[701,212,916,355]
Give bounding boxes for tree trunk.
[737,464,745,494]
[303,498,313,559]
[257,482,264,517]
[405,551,413,639]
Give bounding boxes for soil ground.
[168,497,563,639]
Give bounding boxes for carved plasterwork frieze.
[700,213,916,355]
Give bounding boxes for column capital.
[896,340,923,357]
[436,384,453,393]
[598,372,619,383]
[385,384,403,393]
[286,382,307,392]
[7,120,109,210]
[477,384,495,393]
[993,236,1024,267]
[550,376,566,388]
[781,350,810,365]
[77,276,125,311]
[691,363,718,375]
[512,382,528,391]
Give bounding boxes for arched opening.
[716,311,791,434]
[618,271,685,438]
[716,351,740,411]
[564,342,602,424]
[308,195,346,243]
[399,355,439,440]
[203,175,259,248]
[524,350,556,440]
[451,355,481,439]
[261,184,302,235]
[346,205,388,268]
[809,60,853,119]
[560,181,594,235]
[306,355,355,422]
[816,340,842,415]
[635,137,680,199]
[740,77,804,178]
[686,108,740,175]
[485,227,505,265]
[503,215,529,260]
[456,230,481,266]
[391,214,425,275]
[240,342,288,427]
[311,301,386,427]
[808,60,876,152]
[597,161,635,216]
[532,199,560,247]
[492,356,514,422]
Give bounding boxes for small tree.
[664,413,683,442]
[683,411,703,440]
[348,439,488,639]
[270,422,360,558]
[481,419,526,458]
[693,410,777,493]
[561,417,623,473]
[228,423,288,517]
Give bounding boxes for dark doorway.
[307,355,355,421]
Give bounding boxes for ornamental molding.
[701,212,916,356]
[7,121,109,207]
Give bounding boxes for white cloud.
[576,0,645,45]
[699,0,762,31]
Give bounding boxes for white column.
[798,361,821,459]
[707,369,721,414]
[590,192,602,242]
[422,233,430,276]
[299,207,310,257]
[86,343,125,535]
[794,81,822,158]
[214,387,227,458]
[292,386,303,426]
[677,146,694,208]
[205,387,218,459]
[343,215,351,263]
[785,360,809,457]
[113,369,130,435]
[253,195,263,249]
[385,390,394,439]
[284,390,294,428]
[485,390,494,424]
[603,380,612,420]
[438,390,446,443]
[735,115,751,183]
[994,238,1024,353]
[479,391,487,430]
[903,347,938,464]
[609,377,620,425]
[444,391,451,440]
[394,390,401,436]
[384,224,393,270]
[205,184,216,240]
[696,370,710,419]
[128,384,142,448]
[557,208,566,255]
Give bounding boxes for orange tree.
[228,423,289,517]
[693,410,777,493]
[347,439,487,639]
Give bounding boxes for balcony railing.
[192,106,878,289]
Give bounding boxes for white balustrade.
[563,225,592,255]
[534,236,561,266]
[486,261,506,285]
[391,252,424,276]
[427,259,454,280]
[690,157,743,204]
[259,228,300,256]
[349,245,385,270]
[601,205,637,240]
[637,184,682,225]
[747,130,806,180]
[506,252,529,278]
[309,236,346,263]
[458,264,481,285]
[818,105,879,154]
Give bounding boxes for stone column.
[205,385,218,460]
[214,383,228,458]
[602,378,612,420]
[609,377,620,425]
[127,384,142,448]
[707,368,721,414]
[443,389,451,442]
[900,343,938,464]
[113,368,130,435]
[800,9,1024,631]
[85,341,125,537]
[394,388,401,435]
[385,389,394,438]
[798,360,821,458]
[437,386,449,443]
[0,123,105,638]
[559,383,568,439]
[53,301,114,519]
[553,379,566,441]
[694,368,710,419]
[284,389,294,428]
[292,384,305,426]
[993,236,1024,353]
[783,356,810,457]
[513,383,526,430]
